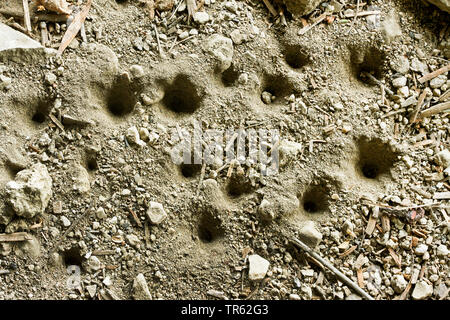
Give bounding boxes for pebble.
[430,75,446,89]
[61,216,71,227]
[129,65,145,78]
[193,11,210,24]
[146,201,168,225]
[392,76,407,88]
[415,244,428,256]
[412,281,433,300]
[248,254,270,281]
[230,29,245,45]
[392,274,408,294]
[96,207,107,220]
[179,31,189,40]
[298,221,323,248]
[126,234,141,248]
[0,74,12,90]
[436,244,448,257]
[261,91,272,104]
[126,126,146,147]
[86,285,97,298]
[390,55,410,74]
[133,273,152,300]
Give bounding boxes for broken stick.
[419,101,450,118]
[22,0,32,32]
[290,236,375,300]
[418,63,450,84]
[0,232,32,242]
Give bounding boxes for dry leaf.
[35,0,72,15]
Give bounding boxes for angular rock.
[204,34,234,73]
[248,254,270,281]
[71,163,90,193]
[412,281,433,300]
[298,221,322,248]
[0,23,56,63]
[14,235,41,259]
[5,163,52,218]
[193,11,210,24]
[146,201,168,225]
[279,139,303,167]
[133,273,152,300]
[392,274,408,294]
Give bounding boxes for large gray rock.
[282,0,323,16]
[427,0,450,13]
[5,163,53,218]
[204,34,234,73]
[0,23,54,62]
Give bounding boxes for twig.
[0,232,32,242]
[409,90,427,124]
[418,63,450,84]
[169,35,195,52]
[0,9,69,22]
[362,72,394,96]
[298,12,327,35]
[57,0,92,55]
[153,23,162,56]
[290,236,374,300]
[346,0,360,35]
[262,0,277,16]
[343,10,381,18]
[128,207,143,228]
[22,0,32,32]
[419,101,450,118]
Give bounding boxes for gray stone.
[193,11,210,24]
[298,221,323,248]
[133,273,152,300]
[129,65,145,78]
[282,0,322,15]
[85,256,101,273]
[0,74,11,90]
[412,281,433,300]
[146,201,168,225]
[61,216,71,227]
[410,58,429,74]
[436,149,450,167]
[71,163,90,193]
[0,23,52,62]
[126,126,146,147]
[392,76,407,88]
[279,139,303,167]
[415,244,428,255]
[5,163,52,218]
[426,0,450,13]
[86,285,97,298]
[392,274,408,294]
[230,29,245,45]
[204,34,234,73]
[430,75,447,89]
[248,254,270,281]
[390,55,410,74]
[126,234,141,247]
[14,235,40,259]
[436,244,449,257]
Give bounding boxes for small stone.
[436,244,448,257]
[436,149,450,167]
[0,74,12,89]
[298,221,322,248]
[45,72,57,85]
[430,75,446,89]
[415,244,428,256]
[392,274,408,294]
[126,234,141,248]
[146,201,168,225]
[230,29,245,45]
[289,293,301,300]
[129,65,145,78]
[126,126,146,147]
[248,254,270,281]
[133,273,152,300]
[392,76,407,88]
[103,276,112,287]
[139,128,150,142]
[85,256,101,273]
[60,216,71,227]
[193,11,210,24]
[397,86,409,98]
[204,34,234,73]
[96,207,107,220]
[412,281,433,300]
[179,31,189,40]
[72,164,90,193]
[261,91,272,104]
[390,55,410,74]
[300,269,314,277]
[86,285,97,298]
[5,163,53,218]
